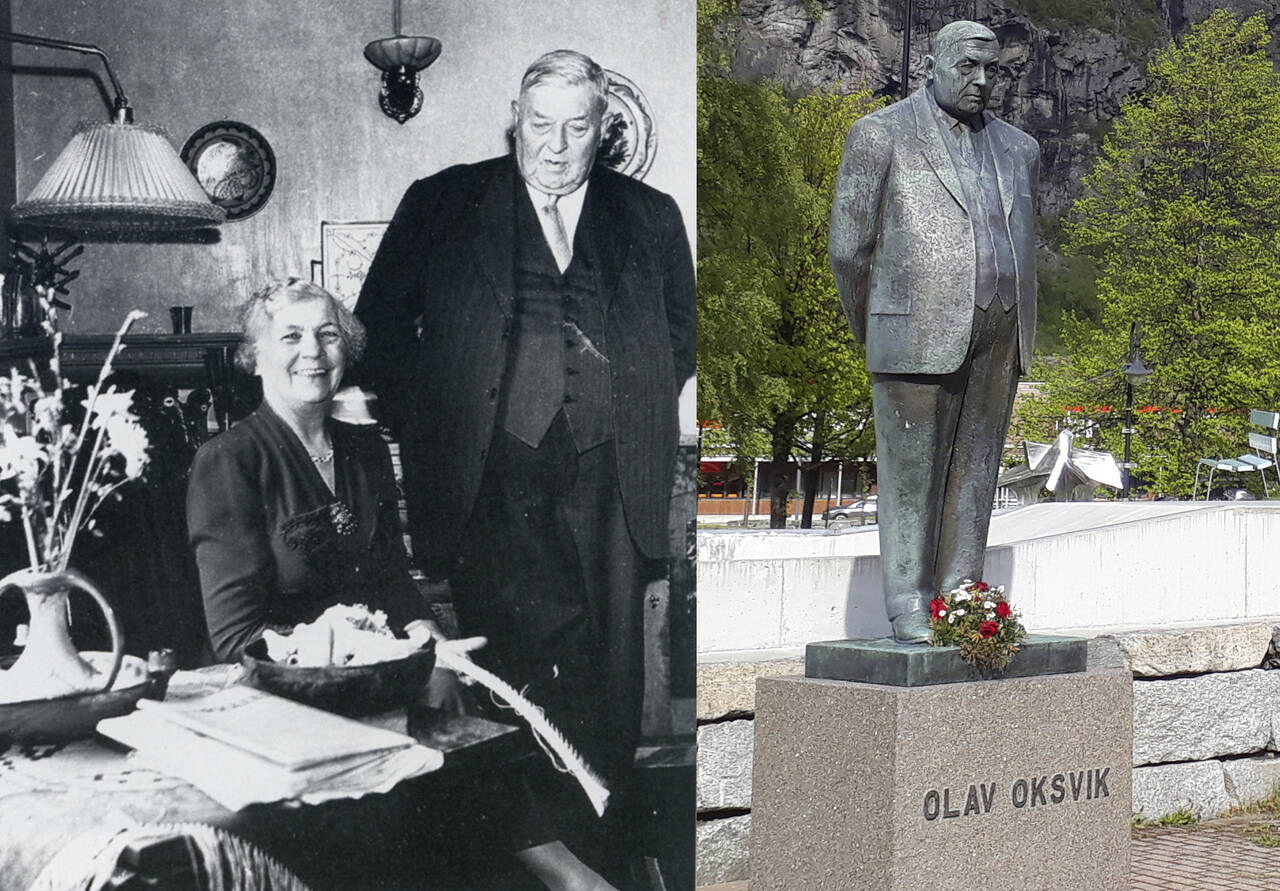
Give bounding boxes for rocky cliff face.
[728,0,1279,219]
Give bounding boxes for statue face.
[928,39,1000,120]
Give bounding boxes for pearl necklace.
[308,448,334,464]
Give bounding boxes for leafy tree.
[698,71,882,527]
[1023,11,1280,497]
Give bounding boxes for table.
[0,673,530,890]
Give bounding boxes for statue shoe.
[891,612,932,644]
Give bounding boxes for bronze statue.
[830,21,1040,643]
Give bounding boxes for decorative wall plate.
[180,121,276,221]
[598,70,657,181]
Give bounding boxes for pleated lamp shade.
[12,119,226,233]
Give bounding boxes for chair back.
[1249,410,1280,458]
[1249,431,1278,457]
[1248,409,1280,429]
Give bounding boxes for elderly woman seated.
[188,279,617,891]
[187,278,439,660]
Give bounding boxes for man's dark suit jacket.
[355,155,696,578]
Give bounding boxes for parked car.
[822,496,878,523]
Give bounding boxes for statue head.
[924,21,1000,122]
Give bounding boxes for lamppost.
[900,0,913,100]
[1120,325,1153,500]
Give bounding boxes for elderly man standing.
[830,22,1040,643]
[356,49,695,890]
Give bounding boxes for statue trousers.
[871,299,1020,622]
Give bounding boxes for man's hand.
[410,628,488,713]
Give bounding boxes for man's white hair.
[519,49,609,116]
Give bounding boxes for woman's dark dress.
[187,402,423,662]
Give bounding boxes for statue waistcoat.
[495,187,613,452]
[953,128,1017,311]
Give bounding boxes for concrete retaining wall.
[698,502,1280,658]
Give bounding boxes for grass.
[1156,807,1199,826]
[1223,783,1280,818]
[1132,807,1198,829]
[1250,824,1280,848]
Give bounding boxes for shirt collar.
[524,178,589,241]
[926,85,985,134]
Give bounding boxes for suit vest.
[949,126,1018,311]
[495,186,613,452]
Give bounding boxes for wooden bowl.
[0,652,150,744]
[240,638,435,718]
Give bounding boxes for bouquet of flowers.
[928,580,1026,672]
[0,283,150,572]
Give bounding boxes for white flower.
[84,388,138,428]
[0,435,46,488]
[954,592,971,602]
[986,611,996,620]
[983,600,995,609]
[101,416,150,480]
[947,613,958,624]
[937,608,947,618]
[953,608,966,618]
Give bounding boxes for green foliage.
[1227,782,1280,816]
[1133,807,1199,828]
[697,0,738,79]
[1026,11,1280,496]
[1251,824,1280,847]
[1036,250,1101,355]
[697,69,883,520]
[1155,807,1198,827]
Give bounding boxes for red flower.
[996,602,1012,619]
[979,621,999,638]
[974,582,989,593]
[930,598,947,619]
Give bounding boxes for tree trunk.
[768,422,796,529]
[800,414,827,529]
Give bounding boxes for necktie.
[540,195,573,273]
[957,123,977,168]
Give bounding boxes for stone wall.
[696,623,1280,886]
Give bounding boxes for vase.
[0,568,124,705]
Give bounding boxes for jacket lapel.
[469,159,518,319]
[984,116,1018,220]
[581,169,632,312]
[911,89,968,215]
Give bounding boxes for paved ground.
[699,815,1280,890]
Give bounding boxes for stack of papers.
[97,686,443,810]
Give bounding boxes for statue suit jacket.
[830,87,1040,375]
[355,156,696,577]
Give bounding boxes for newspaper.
[96,687,442,810]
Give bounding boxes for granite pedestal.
[749,666,1132,890]
[806,634,1087,686]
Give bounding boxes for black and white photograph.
[0,2,695,889]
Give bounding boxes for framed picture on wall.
[319,221,389,310]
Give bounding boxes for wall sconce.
[0,30,225,235]
[364,0,441,125]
